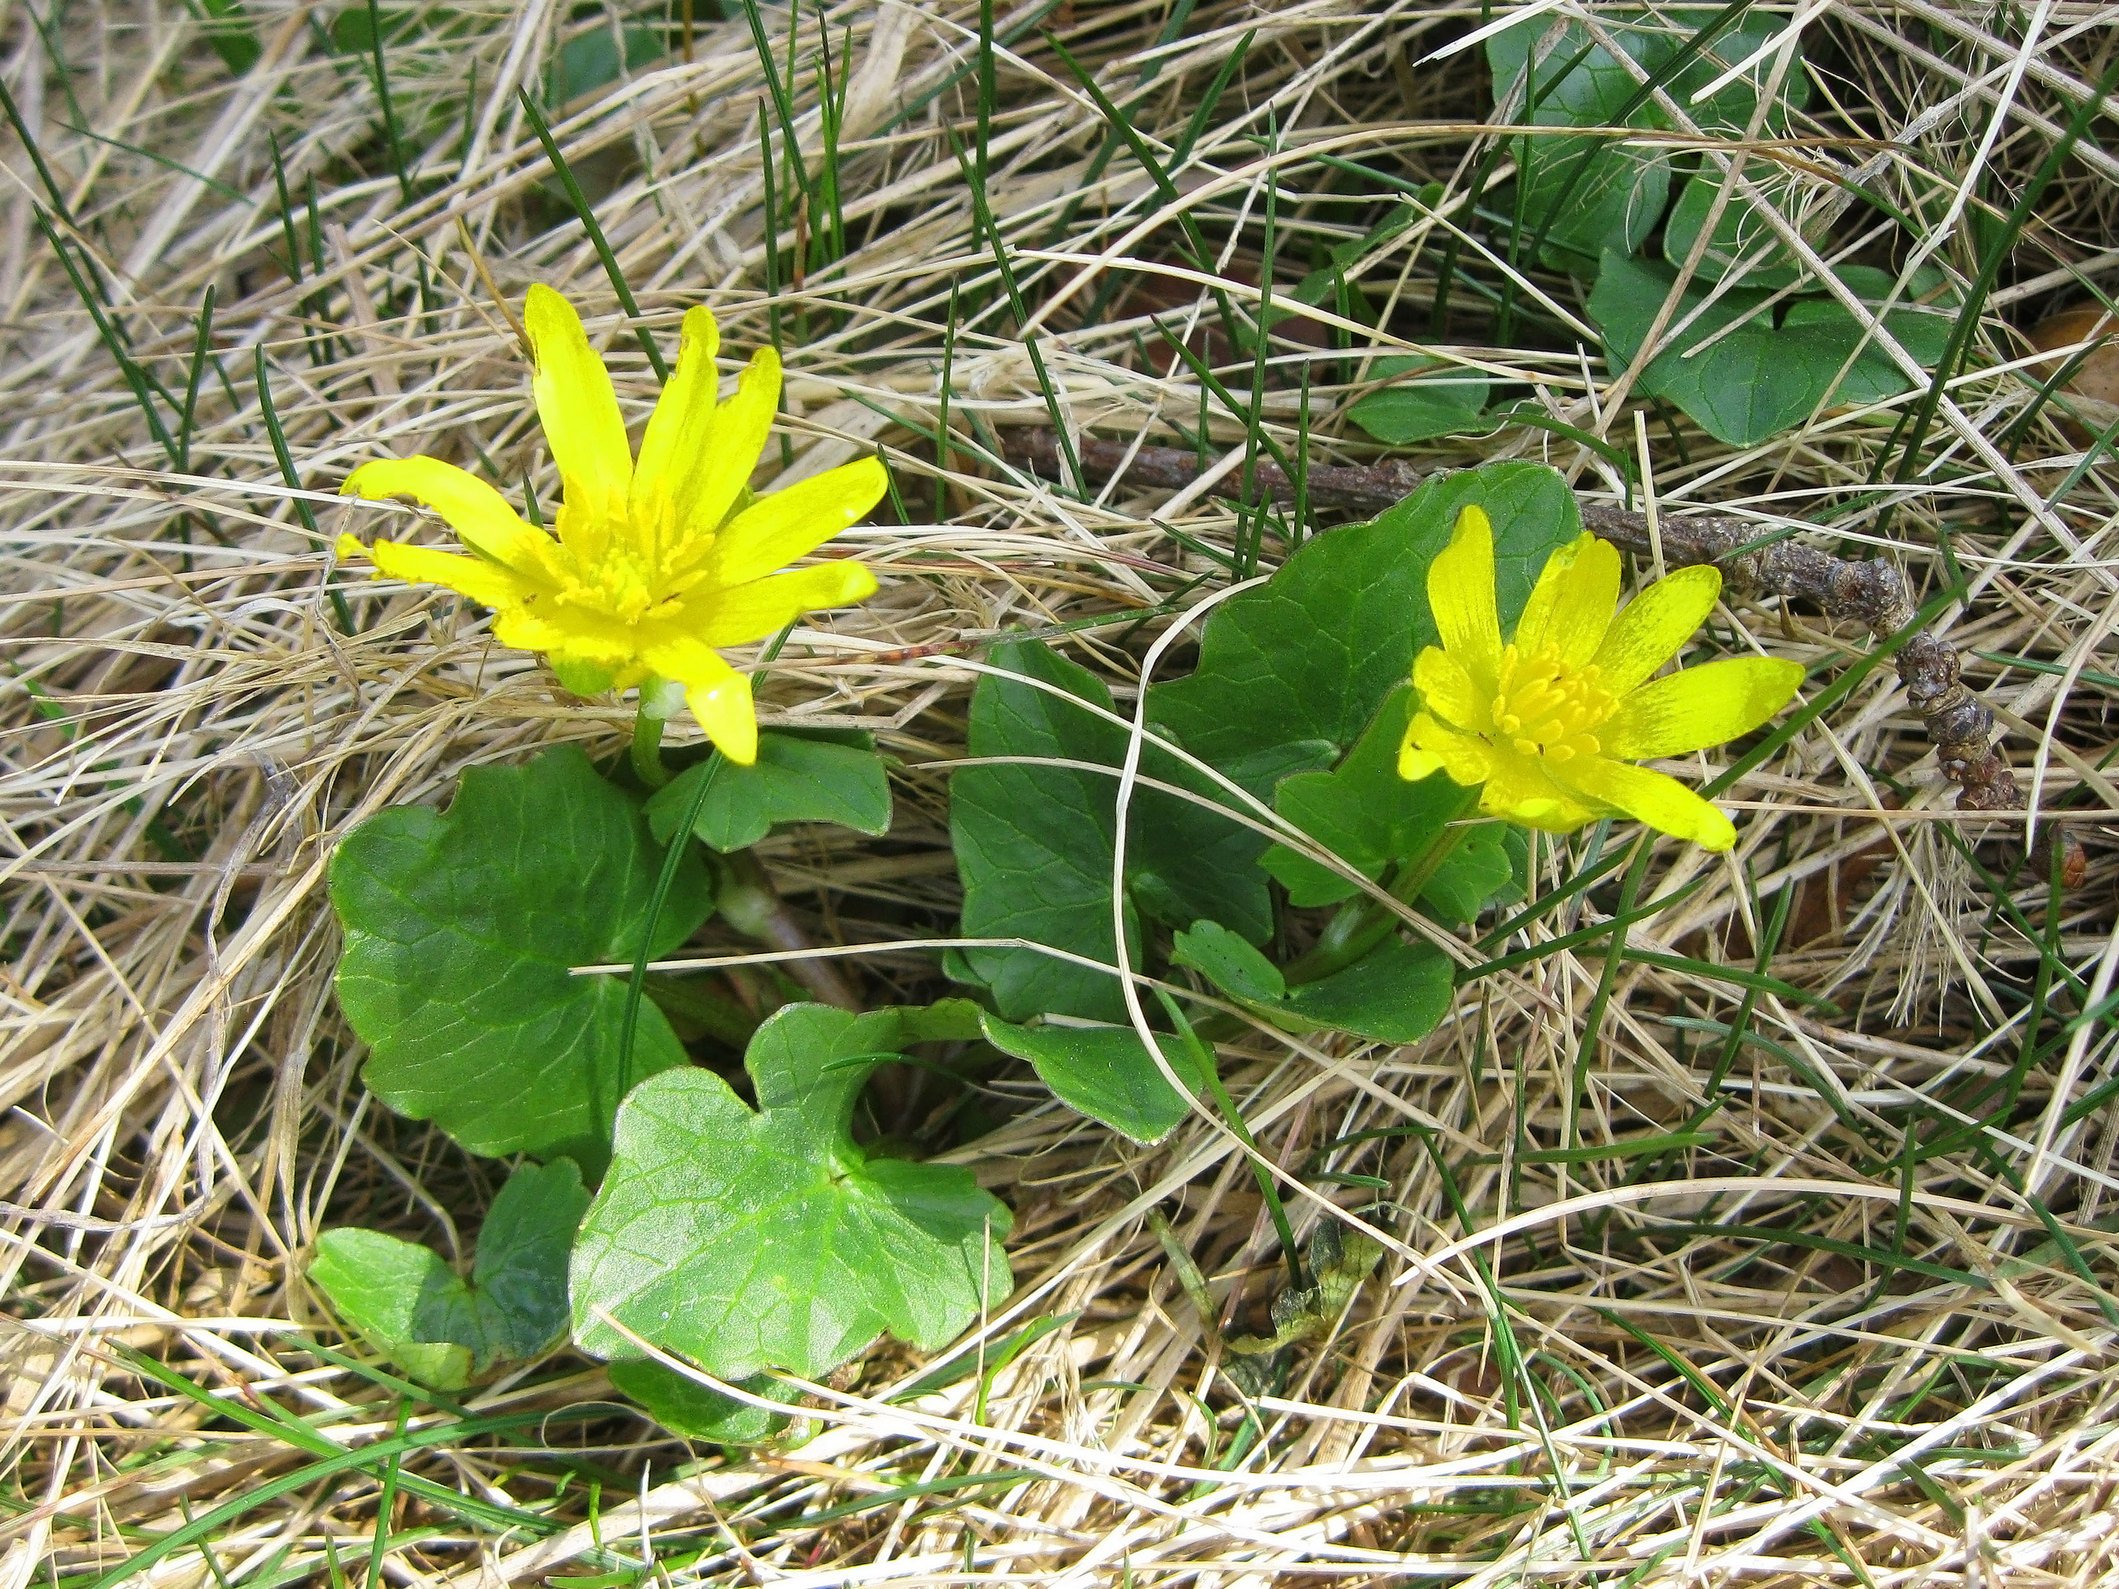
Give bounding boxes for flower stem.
[1282,788,1481,985]
[712,851,864,1012]
[629,703,671,789]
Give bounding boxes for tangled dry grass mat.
[5,2,2119,1585]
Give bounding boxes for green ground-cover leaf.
[330,746,711,1165]
[1261,687,1521,920]
[1486,7,1809,273]
[545,22,665,106]
[570,1003,1012,1380]
[950,641,1142,1024]
[1281,936,1454,1043]
[1419,825,1525,924]
[606,1360,799,1445]
[646,730,892,853]
[1151,461,1581,774]
[953,467,1570,1063]
[1663,171,1810,281]
[310,1161,587,1391]
[977,1011,1204,1143]
[1590,251,1958,444]
[1170,920,1286,1003]
[1346,356,1493,444]
[1262,686,1464,907]
[192,0,262,74]
[950,638,1276,1024]
[1174,923,1453,1046]
[1487,14,1672,271]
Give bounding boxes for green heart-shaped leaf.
[309,1160,588,1391]
[330,746,711,1165]
[950,639,1280,1024]
[1281,936,1453,1045]
[645,730,892,853]
[1169,921,1286,1004]
[1590,251,1956,445]
[570,1003,1013,1380]
[1261,686,1523,920]
[1175,923,1453,1047]
[1417,825,1524,925]
[1486,8,1810,273]
[1347,356,1492,444]
[606,1360,800,1445]
[976,1011,1204,1143]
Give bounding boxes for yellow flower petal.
[699,457,889,588]
[680,561,878,648]
[341,455,558,578]
[1399,745,1445,781]
[524,284,633,525]
[1592,564,1722,694]
[1427,504,1502,687]
[1399,709,1493,786]
[490,605,638,669]
[1603,657,1806,760]
[1478,745,1600,832]
[640,633,757,763]
[1411,645,1487,733]
[690,667,757,765]
[365,537,536,610]
[1550,755,1737,850]
[675,344,781,542]
[1514,531,1619,668]
[628,304,720,554]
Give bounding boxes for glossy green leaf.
[310,1236,472,1391]
[1170,921,1285,1003]
[977,1012,1204,1144]
[1486,13,1670,271]
[1151,461,1582,773]
[328,6,420,53]
[1261,689,1520,923]
[195,0,263,74]
[1419,824,1523,925]
[544,23,665,107]
[1177,925,1453,1047]
[1262,686,1468,908]
[1662,173,1805,281]
[1486,7,1808,272]
[606,1360,799,1446]
[1590,251,1957,444]
[1282,937,1453,1044]
[645,730,892,853]
[570,1004,1013,1380]
[309,1160,588,1391]
[1346,356,1492,444]
[330,747,711,1165]
[950,639,1275,1024]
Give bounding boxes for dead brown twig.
[1004,428,2085,886]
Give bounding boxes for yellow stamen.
[1487,641,1614,763]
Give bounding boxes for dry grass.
[5,2,2119,1584]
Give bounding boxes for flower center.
[552,523,685,625]
[1489,643,1614,763]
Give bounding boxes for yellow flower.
[1399,505,1803,851]
[336,285,886,765]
